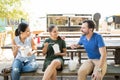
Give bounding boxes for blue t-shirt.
[78,33,105,59]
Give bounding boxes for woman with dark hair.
[11,23,39,80]
[42,25,67,80]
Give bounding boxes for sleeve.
[62,40,66,48]
[97,35,105,48]
[78,36,83,45]
[41,39,49,49]
[14,36,18,45]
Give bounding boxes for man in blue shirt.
[71,20,107,80]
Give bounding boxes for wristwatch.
[97,68,102,72]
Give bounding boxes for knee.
[78,68,87,76]
[12,68,20,74]
[50,60,61,68]
[31,62,39,69]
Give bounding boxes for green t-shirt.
[42,38,66,71]
[42,38,66,59]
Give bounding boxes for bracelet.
[97,68,102,72]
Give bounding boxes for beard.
[81,30,89,35]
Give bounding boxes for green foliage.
[0,0,28,19]
[0,26,5,32]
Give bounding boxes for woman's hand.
[27,50,37,56]
[54,48,67,56]
[27,52,32,56]
[61,36,66,40]
[13,45,20,51]
[54,52,66,56]
[54,53,61,56]
[12,45,20,58]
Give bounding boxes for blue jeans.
[11,59,39,80]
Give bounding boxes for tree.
[0,0,28,19]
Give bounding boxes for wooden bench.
[36,56,70,61]
[66,49,115,63]
[0,64,120,80]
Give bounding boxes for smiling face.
[21,27,31,38]
[80,22,93,35]
[50,27,59,39]
[80,22,89,35]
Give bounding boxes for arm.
[31,38,37,54]
[27,38,38,56]
[71,44,81,49]
[55,48,67,56]
[98,46,107,68]
[92,46,107,80]
[92,35,107,80]
[55,40,67,56]
[12,40,19,58]
[42,42,49,55]
[97,35,107,68]
[71,37,81,49]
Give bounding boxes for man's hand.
[92,71,102,80]
[70,44,78,49]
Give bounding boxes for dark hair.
[15,23,29,36]
[48,25,55,32]
[48,25,61,40]
[83,20,95,31]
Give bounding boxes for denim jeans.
[11,59,39,80]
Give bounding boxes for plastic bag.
[68,59,78,71]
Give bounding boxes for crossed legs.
[42,59,62,80]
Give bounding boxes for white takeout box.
[52,44,60,54]
[20,46,32,57]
